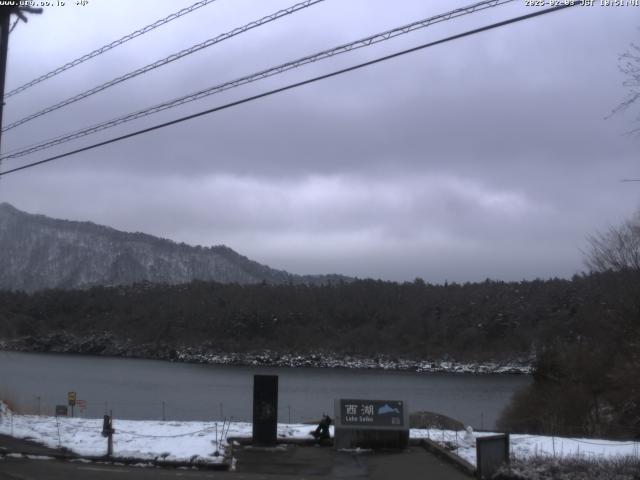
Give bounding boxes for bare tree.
[585,212,640,272]
[610,41,640,132]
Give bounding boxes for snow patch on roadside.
[0,411,318,464]
[410,428,640,467]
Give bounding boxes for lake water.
[0,350,530,429]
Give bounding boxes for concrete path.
[0,437,473,479]
[234,444,472,479]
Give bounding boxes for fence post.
[54,415,60,448]
[102,412,114,457]
[108,427,113,457]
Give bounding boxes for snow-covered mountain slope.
[0,203,349,292]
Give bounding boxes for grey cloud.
[0,0,638,282]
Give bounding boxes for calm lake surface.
[0,350,530,429]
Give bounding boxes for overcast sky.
[0,0,638,282]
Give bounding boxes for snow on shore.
[1,401,638,467]
[173,350,533,375]
[1,336,533,374]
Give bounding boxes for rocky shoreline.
[0,332,533,375]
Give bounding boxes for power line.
[4,0,219,99]
[0,0,515,161]
[0,3,579,178]
[2,0,326,133]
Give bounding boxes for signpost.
[55,405,68,417]
[68,391,76,418]
[334,398,409,450]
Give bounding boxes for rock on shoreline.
[0,333,533,375]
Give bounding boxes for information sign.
[334,398,409,450]
[55,405,68,417]
[339,399,404,427]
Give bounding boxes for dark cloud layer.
[0,0,638,282]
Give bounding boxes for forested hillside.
[1,270,639,437]
[0,272,635,362]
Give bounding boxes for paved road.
[0,434,73,457]
[0,458,234,479]
[0,434,472,479]
[0,446,472,479]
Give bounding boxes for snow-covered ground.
[0,402,314,464]
[1,401,639,467]
[410,429,640,466]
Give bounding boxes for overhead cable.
[2,0,326,132]
[0,3,579,177]
[5,0,220,99]
[0,0,515,160]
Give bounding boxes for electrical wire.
[4,0,220,99]
[2,0,326,133]
[0,0,515,161]
[0,3,578,178]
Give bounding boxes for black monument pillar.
[252,374,278,445]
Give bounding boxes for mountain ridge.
[0,202,350,292]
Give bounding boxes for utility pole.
[0,6,11,156]
[0,3,42,156]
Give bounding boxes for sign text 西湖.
[339,399,404,427]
